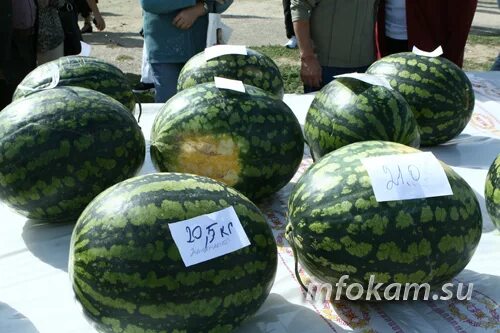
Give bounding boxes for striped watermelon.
[305,76,420,160]
[69,173,277,333]
[485,154,500,230]
[366,53,475,146]
[177,48,285,98]
[151,82,304,201]
[286,141,482,296]
[13,56,136,112]
[0,87,145,222]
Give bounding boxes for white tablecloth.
[1,73,499,333]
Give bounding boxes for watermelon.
[485,154,500,230]
[0,87,145,222]
[286,141,482,297]
[366,52,475,146]
[69,172,277,333]
[13,56,136,112]
[177,48,285,98]
[304,76,420,160]
[150,82,304,201]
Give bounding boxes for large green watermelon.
[366,53,475,146]
[177,48,285,98]
[69,172,277,333]
[13,56,136,112]
[485,154,500,230]
[305,76,420,160]
[0,87,145,222]
[286,141,482,297]
[150,82,304,201]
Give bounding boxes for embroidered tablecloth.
[1,72,499,333]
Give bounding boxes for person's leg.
[385,37,410,55]
[150,63,184,103]
[77,0,93,33]
[283,0,294,39]
[443,0,477,67]
[283,0,297,48]
[1,31,36,109]
[0,80,13,110]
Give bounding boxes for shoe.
[81,23,93,34]
[285,36,297,49]
[132,82,155,93]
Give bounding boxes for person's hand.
[173,2,205,30]
[93,13,106,31]
[300,54,322,88]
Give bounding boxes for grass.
[467,34,500,47]
[116,54,134,62]
[463,33,499,71]
[253,46,302,94]
[124,34,499,99]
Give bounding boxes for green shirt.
[291,0,379,68]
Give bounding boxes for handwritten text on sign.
[361,152,453,202]
[168,206,250,267]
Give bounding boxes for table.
[1,73,499,333]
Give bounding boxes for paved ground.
[85,0,499,75]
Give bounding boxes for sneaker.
[132,82,155,93]
[285,36,297,49]
[81,23,93,34]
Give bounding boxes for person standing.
[76,0,105,33]
[1,0,37,109]
[283,0,297,49]
[291,0,380,93]
[140,0,232,103]
[377,0,478,68]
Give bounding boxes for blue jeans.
[151,63,185,103]
[304,65,369,93]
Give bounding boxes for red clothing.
[377,0,478,68]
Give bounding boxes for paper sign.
[335,73,393,90]
[168,206,251,267]
[361,152,453,202]
[205,45,247,61]
[214,77,246,93]
[79,42,92,57]
[412,46,443,58]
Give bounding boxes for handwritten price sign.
[168,206,250,267]
[362,152,453,202]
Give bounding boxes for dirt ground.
[83,0,500,77]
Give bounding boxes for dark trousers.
[385,37,410,55]
[303,65,370,93]
[283,0,294,38]
[0,30,36,110]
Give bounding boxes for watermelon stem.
[134,93,143,123]
[287,227,311,297]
